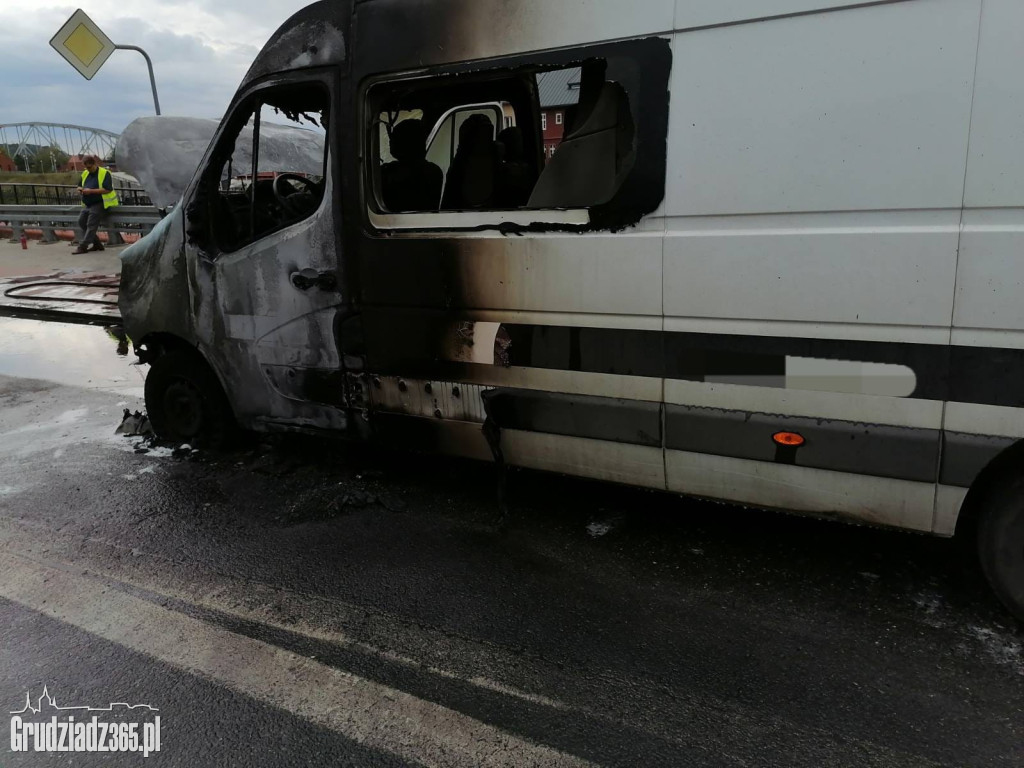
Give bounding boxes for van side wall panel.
[664,0,979,217]
[352,6,673,500]
[662,0,978,341]
[948,0,1024,467]
[659,0,981,526]
[349,0,1019,532]
[955,0,1024,343]
[963,0,1024,210]
[662,0,979,348]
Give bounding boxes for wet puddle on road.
[0,317,147,396]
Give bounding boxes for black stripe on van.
[498,325,1024,409]
[364,314,1024,409]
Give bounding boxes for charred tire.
[977,470,1024,624]
[145,350,235,447]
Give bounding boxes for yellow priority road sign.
[50,9,116,81]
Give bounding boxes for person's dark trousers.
[77,205,107,251]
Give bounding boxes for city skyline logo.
[10,685,159,715]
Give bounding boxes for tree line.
[0,144,115,174]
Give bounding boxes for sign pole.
[114,45,161,115]
[50,10,162,116]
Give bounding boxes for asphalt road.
[0,238,122,279]
[0,318,1022,767]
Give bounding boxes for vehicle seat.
[381,119,443,212]
[442,114,499,209]
[496,127,536,208]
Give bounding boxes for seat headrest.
[390,119,429,162]
[457,114,494,154]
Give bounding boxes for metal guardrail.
[0,183,151,207]
[0,205,162,245]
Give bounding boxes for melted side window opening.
[199,83,329,254]
[368,59,636,215]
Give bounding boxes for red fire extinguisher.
[20,234,27,250]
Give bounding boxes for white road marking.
[0,553,594,768]
[0,527,956,768]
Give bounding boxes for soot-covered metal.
[117,0,1021,511]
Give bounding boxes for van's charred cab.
[119,0,1024,622]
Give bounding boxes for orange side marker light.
[773,431,806,447]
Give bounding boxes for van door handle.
[290,268,338,292]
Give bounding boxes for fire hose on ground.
[3,280,121,308]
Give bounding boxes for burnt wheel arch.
[142,345,238,447]
[135,332,202,365]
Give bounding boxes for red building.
[63,155,88,173]
[0,152,15,172]
[537,67,581,162]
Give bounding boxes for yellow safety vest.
[81,167,120,210]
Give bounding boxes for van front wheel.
[977,470,1024,624]
[145,350,235,447]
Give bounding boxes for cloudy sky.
[0,1,312,135]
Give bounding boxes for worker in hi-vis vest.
[76,154,119,254]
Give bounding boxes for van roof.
[241,0,351,89]
[242,0,670,86]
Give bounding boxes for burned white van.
[118,0,1024,621]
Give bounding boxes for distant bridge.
[0,122,120,166]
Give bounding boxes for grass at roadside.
[0,172,80,185]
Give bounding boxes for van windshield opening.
[202,83,329,253]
